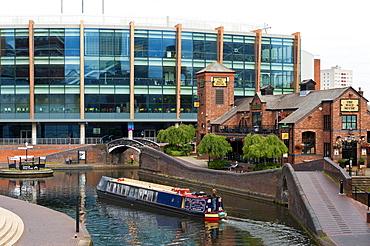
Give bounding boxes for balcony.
[213,125,278,136]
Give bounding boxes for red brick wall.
[196,71,235,143]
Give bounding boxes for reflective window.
[342,115,357,130]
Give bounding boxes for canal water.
[0,169,317,245]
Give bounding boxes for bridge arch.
[107,138,160,153]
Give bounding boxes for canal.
[0,169,317,245]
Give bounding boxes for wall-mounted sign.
[340,99,359,112]
[252,105,262,110]
[194,102,199,107]
[282,133,289,139]
[212,77,227,87]
[128,123,134,130]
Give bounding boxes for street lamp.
[25,142,28,159]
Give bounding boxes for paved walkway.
[296,171,370,246]
[0,195,91,246]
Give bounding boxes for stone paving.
[296,171,370,246]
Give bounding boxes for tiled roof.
[196,62,235,74]
[212,87,359,125]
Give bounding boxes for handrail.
[351,184,370,210]
[0,138,103,145]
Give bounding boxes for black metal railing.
[214,125,278,135]
[352,185,370,210]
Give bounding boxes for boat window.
[121,185,127,195]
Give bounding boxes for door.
[342,142,357,166]
[20,130,31,142]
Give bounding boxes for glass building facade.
[0,19,299,143]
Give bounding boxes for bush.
[170,151,183,156]
[252,162,282,171]
[163,144,192,156]
[208,159,229,170]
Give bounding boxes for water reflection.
[0,170,316,245]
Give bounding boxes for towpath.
[296,171,370,246]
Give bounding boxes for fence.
[0,138,103,145]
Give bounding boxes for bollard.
[367,212,370,223]
[76,195,80,233]
[339,180,344,194]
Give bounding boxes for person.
[229,161,238,171]
[130,154,134,164]
[211,187,217,211]
[66,156,72,164]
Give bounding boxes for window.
[323,115,331,130]
[324,143,331,157]
[214,89,224,105]
[302,131,315,154]
[342,115,357,130]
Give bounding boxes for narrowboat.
[96,176,227,220]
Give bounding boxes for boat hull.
[96,176,227,220]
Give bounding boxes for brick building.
[197,65,370,166]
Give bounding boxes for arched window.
[302,131,315,154]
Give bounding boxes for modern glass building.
[0,16,300,144]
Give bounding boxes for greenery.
[197,134,232,161]
[208,159,229,170]
[338,159,347,164]
[242,134,288,166]
[358,158,365,164]
[252,162,282,171]
[157,124,196,156]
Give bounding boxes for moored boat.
[96,176,227,220]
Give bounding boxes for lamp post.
[25,142,28,159]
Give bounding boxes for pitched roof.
[211,87,361,125]
[196,61,235,74]
[212,98,252,125]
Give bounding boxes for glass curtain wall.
[223,34,255,98]
[0,29,30,116]
[84,29,130,118]
[34,28,80,119]
[261,37,294,94]
[134,30,178,118]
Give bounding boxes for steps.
[0,207,24,246]
[352,176,370,190]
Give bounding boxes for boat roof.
[110,177,200,197]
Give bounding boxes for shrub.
[252,162,282,171]
[208,159,229,170]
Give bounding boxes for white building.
[321,65,353,89]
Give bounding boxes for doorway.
[20,130,31,141]
[342,142,357,166]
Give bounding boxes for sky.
[1,0,369,97]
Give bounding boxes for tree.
[242,134,288,165]
[197,134,232,161]
[157,124,196,156]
